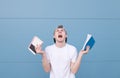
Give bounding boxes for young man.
[35,25,90,78]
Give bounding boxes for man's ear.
[53,36,56,43]
[53,35,55,38]
[66,35,68,38]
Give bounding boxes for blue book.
[82,34,95,50]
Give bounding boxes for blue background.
[0,0,120,78]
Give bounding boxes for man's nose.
[58,31,62,33]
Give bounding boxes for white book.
[82,34,95,50]
[28,36,43,55]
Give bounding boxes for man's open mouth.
[58,35,63,38]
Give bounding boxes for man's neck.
[55,41,66,48]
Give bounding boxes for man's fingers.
[35,44,43,54]
[86,46,90,51]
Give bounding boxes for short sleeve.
[45,47,50,63]
[71,47,78,63]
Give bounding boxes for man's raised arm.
[35,45,51,72]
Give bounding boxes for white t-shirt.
[45,44,78,78]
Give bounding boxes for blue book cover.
[82,34,95,50]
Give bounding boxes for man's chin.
[57,39,65,43]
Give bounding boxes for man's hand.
[79,46,90,56]
[35,44,44,55]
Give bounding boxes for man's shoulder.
[66,44,78,55]
[66,43,76,50]
[45,44,55,50]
